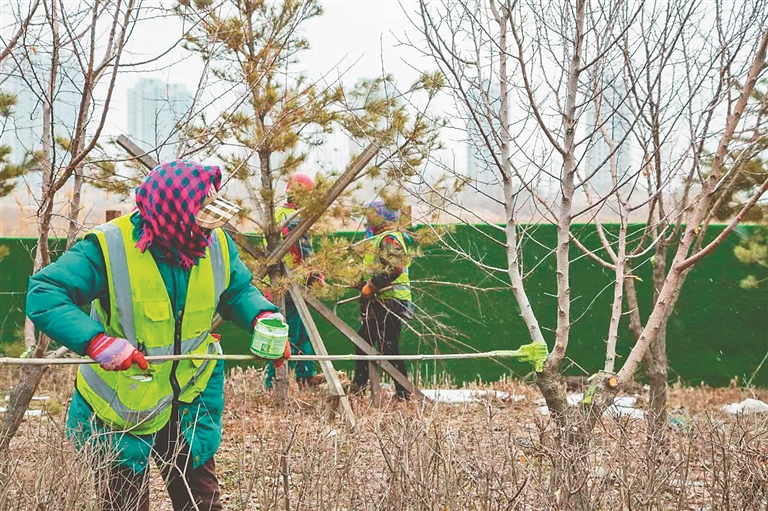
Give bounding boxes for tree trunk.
[645,330,668,443]
[1,6,60,456]
[65,161,86,248]
[645,243,669,451]
[1,204,57,457]
[0,366,47,455]
[272,268,289,407]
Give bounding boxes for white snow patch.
[722,398,768,415]
[537,394,644,419]
[422,389,524,404]
[0,408,44,418]
[605,405,645,419]
[613,396,637,408]
[566,393,584,406]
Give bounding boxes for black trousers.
[353,299,410,398]
[97,414,222,511]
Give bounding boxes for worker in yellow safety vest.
[26,160,288,511]
[351,199,414,400]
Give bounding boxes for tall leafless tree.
[407,0,768,503]
[0,0,140,455]
[0,0,41,195]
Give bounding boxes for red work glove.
[274,342,292,368]
[255,310,284,322]
[361,282,377,298]
[262,288,274,302]
[308,272,325,287]
[86,333,148,371]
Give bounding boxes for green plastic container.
[250,318,289,359]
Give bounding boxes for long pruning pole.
[0,350,525,366]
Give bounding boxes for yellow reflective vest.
[363,230,412,302]
[76,214,230,435]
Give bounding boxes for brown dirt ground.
[1,365,767,510]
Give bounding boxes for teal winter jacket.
[26,220,277,472]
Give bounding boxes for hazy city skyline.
[127,78,192,162]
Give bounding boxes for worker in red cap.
[264,172,324,388]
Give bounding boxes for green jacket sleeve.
[216,232,278,331]
[25,236,107,355]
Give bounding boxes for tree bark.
[604,219,627,373]
[645,244,669,451]
[0,0,59,454]
[0,366,47,455]
[550,0,585,370]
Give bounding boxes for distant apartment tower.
[584,78,635,197]
[127,78,192,162]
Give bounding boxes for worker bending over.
[352,199,414,400]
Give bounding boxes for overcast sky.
[107,0,440,137]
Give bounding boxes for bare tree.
[0,0,140,455]
[0,0,41,196]
[408,0,768,503]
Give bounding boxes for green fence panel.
[1,223,765,386]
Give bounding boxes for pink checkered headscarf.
[135,159,221,269]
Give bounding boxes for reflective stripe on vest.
[209,229,227,309]
[91,222,137,342]
[78,341,220,428]
[364,230,412,302]
[78,215,230,434]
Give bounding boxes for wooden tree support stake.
[287,282,356,430]
[252,143,378,282]
[116,135,161,172]
[273,279,290,407]
[301,291,424,400]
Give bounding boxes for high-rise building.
[127,78,192,162]
[584,78,635,197]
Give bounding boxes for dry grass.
[0,366,766,510]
